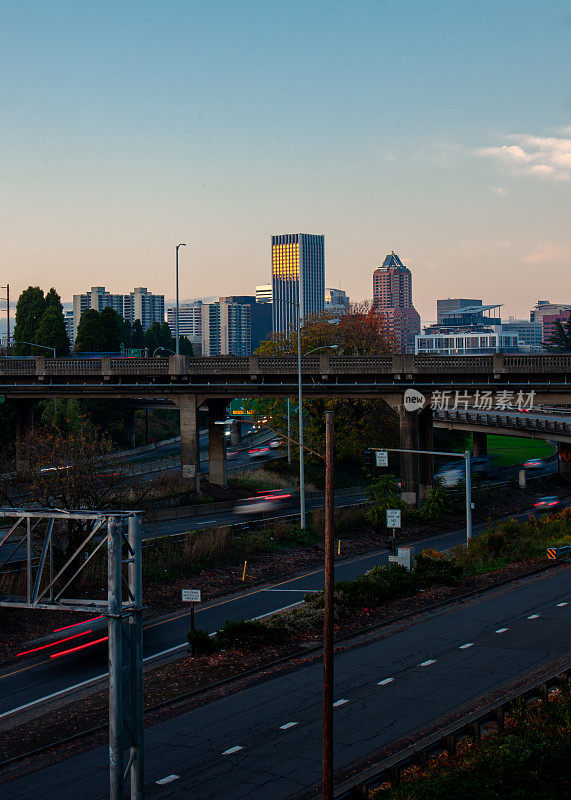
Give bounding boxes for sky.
[1,0,571,324]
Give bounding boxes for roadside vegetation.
[373,689,571,799]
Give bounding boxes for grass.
[445,433,555,467]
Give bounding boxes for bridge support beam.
[558,443,571,482]
[400,408,419,506]
[175,395,201,493]
[123,409,136,449]
[418,408,433,502]
[208,400,228,488]
[15,400,34,471]
[473,431,487,457]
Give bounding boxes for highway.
[4,564,570,800]
[0,496,566,721]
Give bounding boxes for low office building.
[72,286,164,339]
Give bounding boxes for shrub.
[186,627,217,655]
[214,618,287,649]
[413,549,463,587]
[336,563,415,609]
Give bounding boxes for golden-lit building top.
[272,242,299,280]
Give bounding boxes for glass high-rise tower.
[271,233,325,335]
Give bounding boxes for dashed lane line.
[527,614,540,619]
[156,775,180,785]
[223,746,244,755]
[419,659,436,667]
[333,699,349,707]
[459,643,474,649]
[279,722,299,730]
[377,678,395,686]
[496,628,509,634]
[557,602,568,607]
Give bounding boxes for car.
[234,490,294,515]
[434,465,464,487]
[523,458,543,470]
[248,446,271,460]
[532,496,562,513]
[269,439,282,449]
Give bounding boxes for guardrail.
[335,663,571,799]
[434,409,571,438]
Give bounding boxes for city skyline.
[1,1,571,324]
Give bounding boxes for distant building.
[542,310,571,346]
[64,310,75,344]
[416,329,519,355]
[437,298,482,324]
[530,300,571,323]
[271,233,325,335]
[201,299,251,356]
[220,296,272,352]
[72,286,164,339]
[167,302,203,344]
[255,284,272,303]
[372,251,420,353]
[325,288,350,314]
[502,318,543,351]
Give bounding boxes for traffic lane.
[6,569,570,800]
[1,498,565,716]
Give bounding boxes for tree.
[131,319,145,349]
[544,318,571,352]
[13,287,46,354]
[179,335,195,356]
[248,304,398,465]
[35,306,70,356]
[74,309,107,352]
[144,321,175,354]
[100,307,125,352]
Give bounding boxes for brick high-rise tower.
[372,251,420,353]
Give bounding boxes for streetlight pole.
[322,410,335,800]
[1,284,9,354]
[14,341,56,419]
[175,243,186,355]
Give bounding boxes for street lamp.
[152,347,176,357]
[175,243,187,355]
[15,341,57,418]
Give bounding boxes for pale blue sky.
[1,0,570,321]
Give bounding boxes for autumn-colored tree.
[248,303,399,466]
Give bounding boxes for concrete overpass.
[2,353,571,502]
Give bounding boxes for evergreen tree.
[13,287,46,354]
[122,319,133,348]
[45,287,63,312]
[144,321,177,354]
[35,306,70,356]
[179,335,195,356]
[544,318,571,353]
[74,309,107,352]
[100,307,124,352]
[131,320,145,349]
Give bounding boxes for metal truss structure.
[0,509,144,800]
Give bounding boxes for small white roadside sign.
[375,450,388,467]
[182,589,202,603]
[386,509,401,529]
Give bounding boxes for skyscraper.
[271,233,325,335]
[372,251,420,353]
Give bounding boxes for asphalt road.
[1,496,567,721]
[4,566,570,800]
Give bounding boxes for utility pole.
[322,410,335,800]
[1,284,9,353]
[287,398,292,465]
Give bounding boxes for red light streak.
[17,630,92,657]
[53,616,104,632]
[50,636,109,658]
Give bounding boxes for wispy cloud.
[476,129,571,181]
[489,186,507,195]
[522,244,565,264]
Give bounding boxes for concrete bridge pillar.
[558,442,571,482]
[208,400,228,488]
[15,400,34,471]
[399,407,419,506]
[175,395,201,493]
[123,409,136,449]
[473,431,487,457]
[418,407,434,502]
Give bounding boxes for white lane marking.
[195,520,216,525]
[496,627,509,634]
[279,722,299,730]
[557,602,568,607]
[527,614,540,619]
[0,672,108,720]
[252,601,302,620]
[419,659,436,666]
[377,677,394,686]
[459,643,474,649]
[333,698,349,706]
[264,588,319,592]
[156,775,180,785]
[223,745,243,755]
